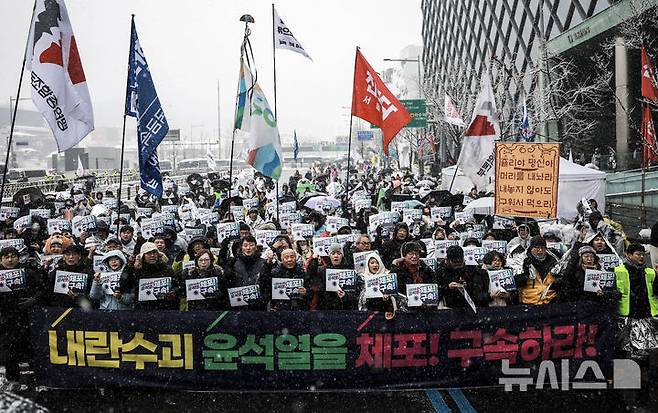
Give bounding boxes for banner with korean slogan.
[291,223,314,241]
[271,278,304,300]
[312,236,335,257]
[353,197,372,213]
[368,211,399,236]
[326,217,348,234]
[488,269,517,294]
[492,216,516,230]
[463,247,487,266]
[184,227,205,242]
[92,255,109,273]
[53,271,88,295]
[47,219,72,235]
[494,143,560,218]
[99,272,122,295]
[0,207,20,221]
[0,269,26,292]
[228,285,260,307]
[353,251,374,273]
[430,207,452,222]
[402,208,423,225]
[30,302,615,390]
[325,269,357,292]
[421,257,438,272]
[186,277,220,301]
[597,254,620,272]
[255,230,281,248]
[406,283,439,307]
[71,215,96,237]
[279,212,302,230]
[140,217,165,240]
[138,277,172,301]
[435,240,460,259]
[481,240,507,255]
[0,238,25,251]
[420,239,436,258]
[364,273,398,298]
[13,215,32,232]
[29,208,51,219]
[230,206,245,223]
[216,222,240,244]
[584,269,616,293]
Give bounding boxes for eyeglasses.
[198,258,211,262]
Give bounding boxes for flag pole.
[271,3,280,222]
[1,1,35,204]
[116,15,134,236]
[345,47,358,203]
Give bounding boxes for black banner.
[31,303,615,390]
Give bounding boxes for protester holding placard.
[308,243,358,310]
[0,246,46,381]
[224,235,268,311]
[263,249,310,311]
[173,236,213,274]
[47,244,93,308]
[182,249,227,311]
[343,234,373,268]
[90,250,133,310]
[390,241,438,312]
[436,245,489,309]
[481,251,516,306]
[515,236,561,305]
[129,242,179,311]
[160,226,186,264]
[561,246,620,304]
[507,224,531,258]
[378,222,412,268]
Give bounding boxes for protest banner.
[488,269,517,293]
[312,236,335,257]
[453,211,473,224]
[161,205,178,214]
[584,269,617,292]
[0,207,20,220]
[53,271,89,295]
[494,142,560,218]
[184,227,206,241]
[138,277,172,301]
[31,302,615,390]
[368,212,399,236]
[271,278,304,300]
[230,206,246,222]
[99,272,122,295]
[597,254,621,272]
[140,218,165,240]
[353,197,372,212]
[102,198,119,209]
[92,255,109,273]
[255,230,281,248]
[13,215,32,232]
[0,269,26,292]
[186,277,220,301]
[325,269,357,292]
[421,257,438,272]
[420,238,436,257]
[29,208,51,219]
[326,217,349,234]
[243,198,259,210]
[364,273,398,298]
[216,222,240,243]
[228,285,260,307]
[390,201,406,214]
[279,212,302,229]
[353,251,374,273]
[47,219,72,235]
[492,216,516,230]
[402,208,423,225]
[291,223,314,241]
[0,238,25,250]
[406,283,439,307]
[430,207,452,222]
[71,215,97,237]
[136,207,153,219]
[463,247,487,266]
[435,240,459,259]
[481,240,507,255]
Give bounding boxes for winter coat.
[126,254,179,311]
[89,251,134,310]
[308,258,359,310]
[264,262,310,311]
[515,250,561,305]
[435,261,489,308]
[47,259,94,308]
[224,253,268,310]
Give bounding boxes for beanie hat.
[401,241,421,256]
[140,242,158,255]
[328,243,343,255]
[446,245,464,261]
[529,235,547,249]
[578,246,596,257]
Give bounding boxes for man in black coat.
[436,245,489,308]
[224,235,268,310]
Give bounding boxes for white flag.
[76,153,84,176]
[569,149,573,162]
[273,8,312,61]
[26,0,94,152]
[444,93,466,127]
[206,149,217,170]
[457,72,500,193]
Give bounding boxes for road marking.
[447,389,477,413]
[425,389,451,413]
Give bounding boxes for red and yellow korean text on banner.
[494,143,560,218]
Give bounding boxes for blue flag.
[293,130,299,161]
[517,97,534,142]
[125,17,169,197]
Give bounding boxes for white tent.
[442,158,606,221]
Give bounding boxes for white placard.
[279,212,302,229]
[71,215,97,237]
[402,208,423,225]
[291,223,314,241]
[0,269,26,292]
[364,273,398,298]
[435,240,460,259]
[406,283,439,307]
[53,271,88,295]
[488,269,516,293]
[29,208,51,219]
[481,240,507,255]
[138,277,172,301]
[325,269,357,292]
[271,277,304,300]
[186,277,220,301]
[255,230,281,248]
[584,269,616,292]
[0,207,20,220]
[47,219,72,235]
[312,236,335,257]
[99,271,122,295]
[326,216,349,234]
[463,247,487,266]
[597,254,621,272]
[353,251,373,273]
[217,222,240,243]
[493,216,516,230]
[430,207,452,222]
[0,238,25,251]
[228,285,260,307]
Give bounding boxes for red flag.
[641,46,658,102]
[351,49,412,154]
[428,133,437,152]
[643,105,658,167]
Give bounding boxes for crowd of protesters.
[0,161,657,405]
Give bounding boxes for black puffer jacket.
[47,259,93,308]
[264,262,310,311]
[224,253,268,310]
[436,261,489,308]
[126,257,179,311]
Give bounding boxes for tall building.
[422,0,614,96]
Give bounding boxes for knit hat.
[401,241,421,256]
[446,245,464,261]
[140,242,158,255]
[328,243,343,255]
[529,235,547,249]
[578,246,597,257]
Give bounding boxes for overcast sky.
[0,0,421,145]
